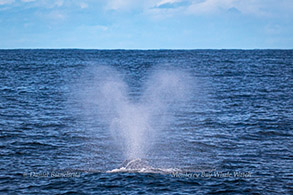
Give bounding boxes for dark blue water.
[0,50,292,194]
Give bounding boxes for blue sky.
[0,0,292,49]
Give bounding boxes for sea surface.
[0,49,292,194]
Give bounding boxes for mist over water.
[78,66,193,161]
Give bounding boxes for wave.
[106,159,180,174]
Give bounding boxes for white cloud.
[104,0,293,19]
[46,10,66,20]
[186,0,293,17]
[187,0,237,15]
[21,0,36,2]
[145,4,185,19]
[105,0,135,10]
[232,0,269,16]
[54,0,63,7]
[156,0,180,7]
[104,0,160,11]
[0,0,14,5]
[80,2,88,9]
[2,0,293,19]
[24,0,64,9]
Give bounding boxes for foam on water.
[107,159,181,174]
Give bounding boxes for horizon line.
[0,48,292,50]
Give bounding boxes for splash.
[80,66,192,161]
[107,158,181,173]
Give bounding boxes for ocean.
[0,49,292,194]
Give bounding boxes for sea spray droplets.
[110,103,151,159]
[81,66,192,160]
